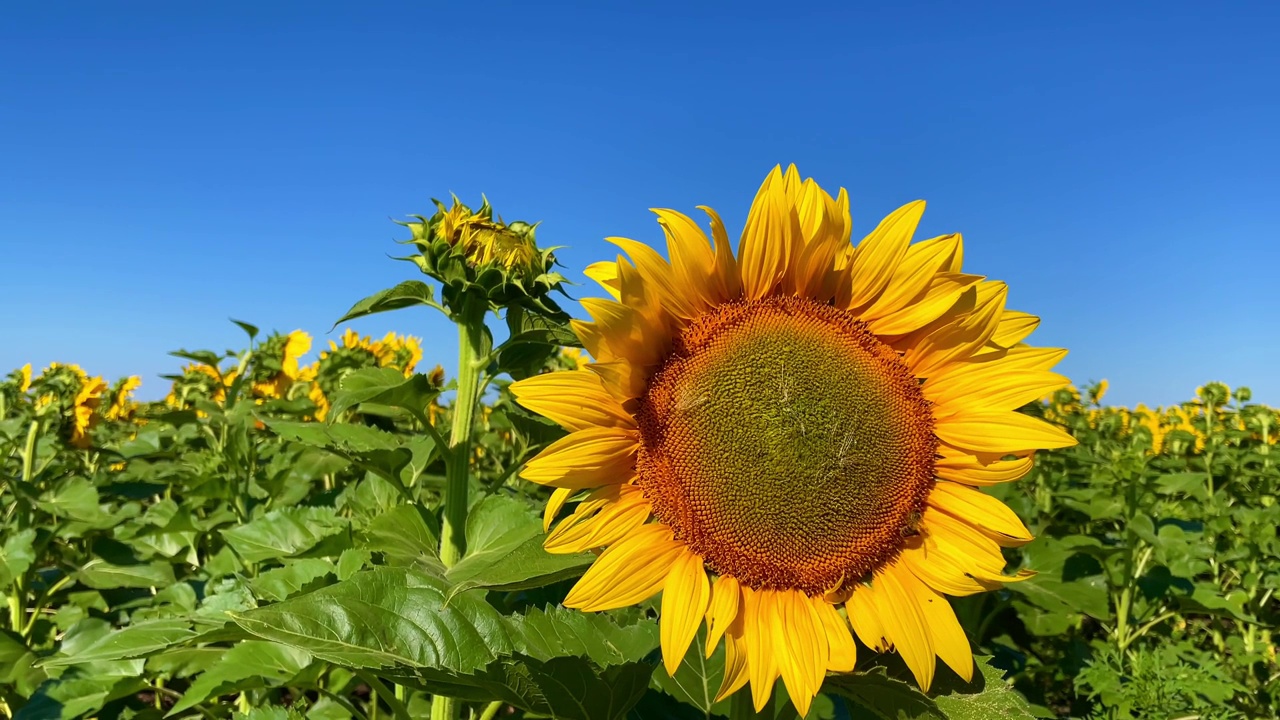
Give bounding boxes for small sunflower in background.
[30,362,108,448]
[512,166,1076,714]
[301,329,424,420]
[249,330,313,400]
[165,363,238,411]
[104,376,143,422]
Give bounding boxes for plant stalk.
[433,296,488,720]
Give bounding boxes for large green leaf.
[222,507,348,564]
[231,567,514,672]
[250,558,337,602]
[167,641,313,715]
[446,494,593,595]
[76,558,176,589]
[334,280,443,326]
[650,625,729,716]
[825,658,1036,720]
[364,503,442,572]
[41,619,195,668]
[326,367,440,427]
[0,528,37,589]
[231,568,658,673]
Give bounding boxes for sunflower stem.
[433,295,489,720]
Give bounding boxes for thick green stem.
[478,701,503,720]
[433,297,488,720]
[439,298,487,568]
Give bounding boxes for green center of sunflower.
[636,296,937,594]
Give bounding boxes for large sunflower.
[511,166,1076,714]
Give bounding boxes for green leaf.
[931,658,1039,719]
[41,619,195,668]
[76,558,176,589]
[0,528,37,589]
[0,630,46,697]
[364,504,442,571]
[249,558,336,602]
[326,367,440,427]
[37,477,103,522]
[167,640,312,716]
[825,671,945,719]
[650,625,729,716]
[446,494,593,595]
[231,568,658,673]
[230,318,260,342]
[336,547,371,580]
[231,567,513,672]
[222,507,348,564]
[333,280,443,326]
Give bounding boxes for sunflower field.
[2,172,1278,720]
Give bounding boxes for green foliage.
[3,284,1277,719]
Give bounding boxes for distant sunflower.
[512,166,1076,714]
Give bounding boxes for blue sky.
[2,2,1277,407]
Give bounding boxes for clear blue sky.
[2,2,1277,407]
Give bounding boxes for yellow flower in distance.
[512,166,1076,715]
[19,363,32,393]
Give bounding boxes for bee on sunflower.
[511,166,1076,715]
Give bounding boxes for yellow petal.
[739,166,802,300]
[661,549,712,675]
[899,538,998,597]
[714,612,751,703]
[654,208,717,317]
[991,311,1039,348]
[935,410,1077,455]
[845,585,888,652]
[873,566,936,691]
[743,588,781,712]
[520,427,638,489]
[967,345,1069,372]
[583,261,621,300]
[544,485,652,553]
[863,234,960,320]
[586,359,650,403]
[510,370,636,432]
[543,487,573,532]
[816,600,856,672]
[608,236,701,322]
[705,574,741,658]
[577,297,665,368]
[928,481,1034,545]
[867,272,983,337]
[896,567,974,682]
[935,449,1036,486]
[696,205,742,303]
[564,523,684,611]
[904,282,1007,378]
[773,591,827,716]
[928,370,1072,418]
[846,200,924,310]
[923,510,1025,581]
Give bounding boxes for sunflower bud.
[396,195,565,317]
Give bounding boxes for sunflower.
[511,166,1076,714]
[104,376,143,421]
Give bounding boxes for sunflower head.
[30,363,108,448]
[373,332,423,377]
[512,165,1075,715]
[247,330,314,399]
[396,195,567,317]
[104,376,143,422]
[164,363,235,411]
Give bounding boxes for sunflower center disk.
[636,296,937,594]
